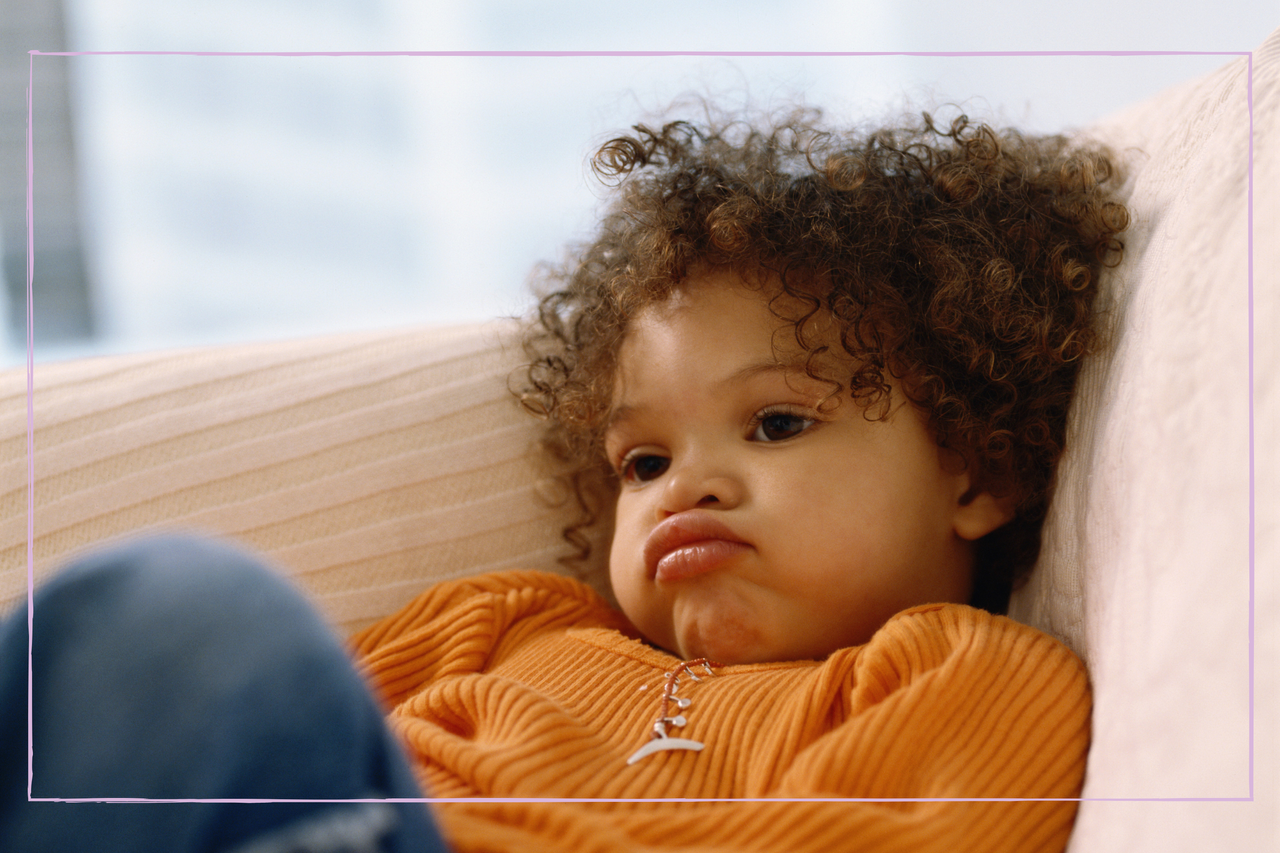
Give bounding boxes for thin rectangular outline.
[22,48,1255,804]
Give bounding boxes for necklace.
[626,658,722,765]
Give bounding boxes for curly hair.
[517,105,1129,614]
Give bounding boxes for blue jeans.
[0,534,449,852]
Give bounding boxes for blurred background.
[1,0,1274,365]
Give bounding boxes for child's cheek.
[608,524,656,629]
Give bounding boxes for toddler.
[3,106,1128,853]
[352,106,1128,849]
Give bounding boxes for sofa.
[3,26,1277,852]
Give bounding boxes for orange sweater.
[352,570,1090,853]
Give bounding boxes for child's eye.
[621,454,671,483]
[750,410,816,442]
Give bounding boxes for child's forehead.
[610,274,857,411]
[621,270,847,373]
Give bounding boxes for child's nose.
[656,455,743,516]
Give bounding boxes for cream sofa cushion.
[0,323,606,637]
[1005,25,1276,852]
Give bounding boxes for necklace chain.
[626,657,722,765]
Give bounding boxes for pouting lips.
[642,511,753,582]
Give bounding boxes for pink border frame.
[22,48,1256,805]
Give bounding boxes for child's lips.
[643,512,753,582]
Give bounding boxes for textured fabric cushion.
[1004,26,1277,850]
[0,323,609,637]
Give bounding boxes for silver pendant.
[626,737,705,765]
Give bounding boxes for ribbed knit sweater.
[351,570,1090,853]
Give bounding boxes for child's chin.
[675,621,770,665]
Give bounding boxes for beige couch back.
[1,323,606,637]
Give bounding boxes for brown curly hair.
[518,105,1128,614]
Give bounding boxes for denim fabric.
[0,534,449,852]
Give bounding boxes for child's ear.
[940,449,1016,541]
[952,488,1016,541]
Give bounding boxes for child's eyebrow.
[723,360,810,386]
[605,361,818,436]
[604,405,640,435]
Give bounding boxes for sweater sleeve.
[349,570,625,709]
[775,602,1090,801]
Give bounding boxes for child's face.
[604,269,1012,665]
